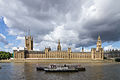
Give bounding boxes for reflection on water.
[0,62,120,80]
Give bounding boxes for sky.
[0,0,120,53]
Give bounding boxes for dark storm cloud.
[20,0,83,24]
[84,12,120,43]
[73,0,120,47]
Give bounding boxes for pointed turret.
[57,39,61,51]
[96,35,102,51]
[98,35,101,41]
[58,39,60,45]
[82,47,84,52]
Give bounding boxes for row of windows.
[15,52,103,59]
[15,53,24,58]
[25,53,91,58]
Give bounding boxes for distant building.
[104,49,120,58]
[13,35,104,60]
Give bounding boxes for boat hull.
[44,69,79,72]
[76,67,86,71]
[36,67,44,71]
[36,64,86,72]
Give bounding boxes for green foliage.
[115,58,120,62]
[0,51,11,60]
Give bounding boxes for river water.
[0,62,120,80]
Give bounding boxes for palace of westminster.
[14,34,104,60]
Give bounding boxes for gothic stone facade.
[14,36,104,60]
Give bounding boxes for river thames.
[0,62,120,80]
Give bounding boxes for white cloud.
[43,25,79,43]
[19,47,24,50]
[0,33,8,44]
[104,45,113,50]
[12,47,24,51]
[4,43,13,49]
[8,29,17,36]
[16,36,25,48]
[12,47,17,50]
[16,36,24,40]
[0,33,6,39]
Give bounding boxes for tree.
[0,51,11,60]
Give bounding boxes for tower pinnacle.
[98,35,101,41]
[96,35,102,51]
[57,39,61,51]
[28,27,31,36]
